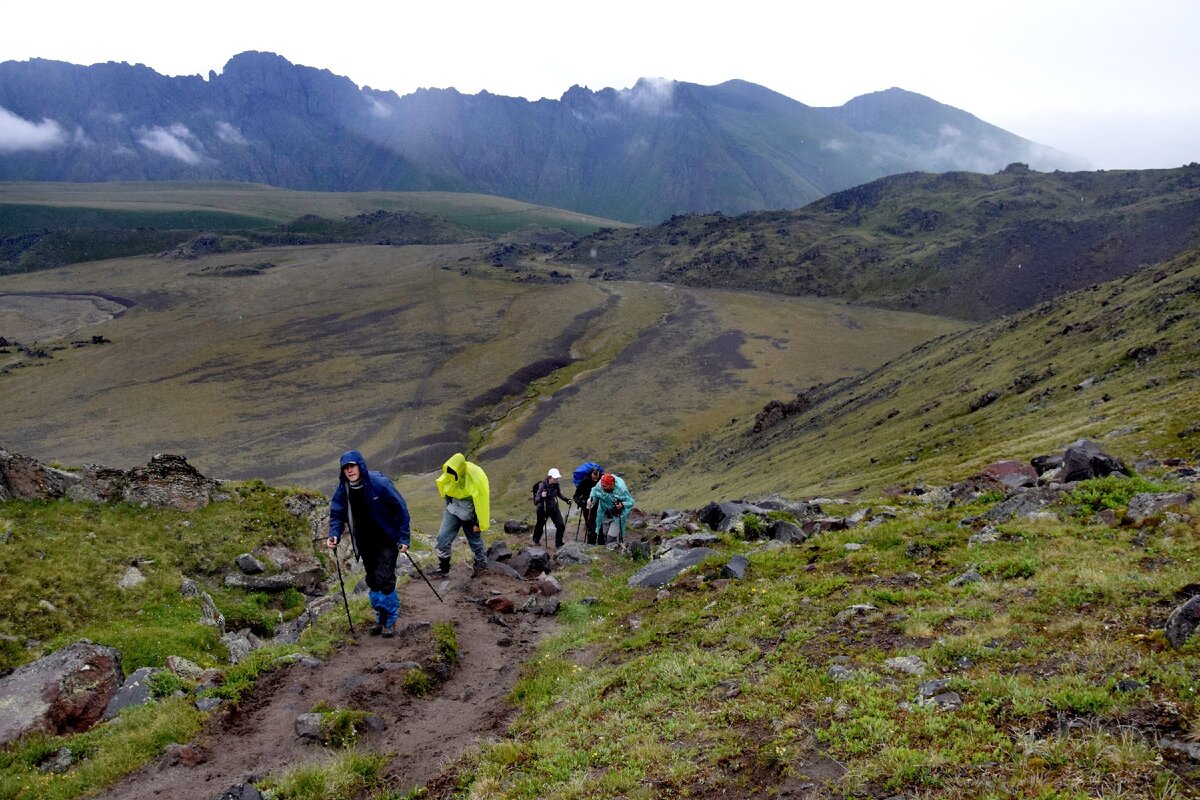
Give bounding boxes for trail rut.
[93,560,558,800]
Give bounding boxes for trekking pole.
[332,542,355,636]
[404,550,444,603]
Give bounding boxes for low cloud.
[366,96,392,118]
[821,138,849,152]
[619,77,677,114]
[214,121,248,145]
[136,123,204,165]
[0,106,70,153]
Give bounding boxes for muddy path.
[93,558,559,800]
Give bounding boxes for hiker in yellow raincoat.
[431,452,490,577]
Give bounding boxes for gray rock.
[0,640,124,746]
[198,591,226,635]
[697,501,770,533]
[481,559,523,579]
[554,542,592,565]
[661,532,721,552]
[885,655,926,676]
[509,548,552,578]
[103,667,158,721]
[828,665,855,681]
[259,546,323,592]
[118,566,147,589]
[221,633,253,664]
[0,446,75,501]
[835,604,877,624]
[1161,738,1200,762]
[195,697,225,712]
[928,691,962,710]
[1114,679,1146,693]
[753,494,823,518]
[627,540,653,560]
[486,541,512,561]
[1165,595,1200,648]
[534,597,562,616]
[294,713,323,742]
[722,555,749,580]
[915,678,952,699]
[180,577,201,598]
[360,713,387,732]
[503,520,530,534]
[1060,439,1127,483]
[38,747,75,774]
[968,526,1000,546]
[224,573,296,592]
[843,542,863,551]
[165,656,203,679]
[1125,492,1194,525]
[768,520,808,544]
[235,554,266,574]
[985,487,1062,522]
[949,569,983,587]
[215,783,263,800]
[273,608,318,645]
[627,547,719,588]
[122,453,227,512]
[373,660,422,673]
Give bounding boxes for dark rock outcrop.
[1165,595,1200,648]
[123,454,227,511]
[627,547,718,588]
[1059,439,1128,483]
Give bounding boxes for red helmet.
[600,473,616,490]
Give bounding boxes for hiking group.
[326,449,633,636]
[533,461,636,548]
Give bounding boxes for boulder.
[283,493,328,542]
[509,548,552,578]
[69,464,128,503]
[486,541,513,561]
[165,656,203,679]
[753,494,822,518]
[978,460,1038,487]
[984,487,1063,522]
[802,517,849,536]
[536,573,562,596]
[294,712,323,742]
[224,573,296,592]
[661,532,720,553]
[885,655,926,676]
[503,520,530,535]
[1030,454,1063,475]
[1165,595,1200,648]
[118,566,147,589]
[627,547,718,588]
[102,666,158,721]
[1125,492,1194,525]
[122,453,226,511]
[480,560,523,579]
[768,519,808,544]
[949,568,983,587]
[554,542,592,565]
[0,640,123,746]
[222,633,254,664]
[0,447,74,501]
[1059,439,1128,483]
[235,554,266,574]
[722,555,749,580]
[198,591,226,635]
[259,546,323,593]
[698,501,769,533]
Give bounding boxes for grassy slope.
[558,165,1200,321]
[0,181,631,236]
[643,246,1200,509]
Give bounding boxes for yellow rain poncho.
[435,452,491,532]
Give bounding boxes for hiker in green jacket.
[587,472,635,545]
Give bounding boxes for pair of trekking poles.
[331,537,444,637]
[572,500,624,546]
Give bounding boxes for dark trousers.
[362,542,399,595]
[533,503,566,547]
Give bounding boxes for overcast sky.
[5,0,1199,169]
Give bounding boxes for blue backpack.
[573,461,603,487]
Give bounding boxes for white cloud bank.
[136,123,204,164]
[214,121,248,145]
[0,106,70,152]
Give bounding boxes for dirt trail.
[93,560,558,800]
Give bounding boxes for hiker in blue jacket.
[326,450,410,638]
[588,471,635,546]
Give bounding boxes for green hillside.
[558,165,1200,321]
[643,244,1200,508]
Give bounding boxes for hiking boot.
[368,623,383,636]
[381,623,395,638]
[430,557,451,578]
[471,559,488,578]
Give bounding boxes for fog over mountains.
[0,51,1088,223]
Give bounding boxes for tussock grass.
[442,484,1200,798]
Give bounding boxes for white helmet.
[547,468,561,479]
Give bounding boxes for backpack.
[573,461,602,487]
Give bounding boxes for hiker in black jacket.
[532,468,571,548]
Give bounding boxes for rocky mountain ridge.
[0,51,1086,223]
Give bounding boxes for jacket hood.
[339,450,369,482]
[442,452,467,481]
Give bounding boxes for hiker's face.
[343,463,361,482]
[549,477,558,484]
